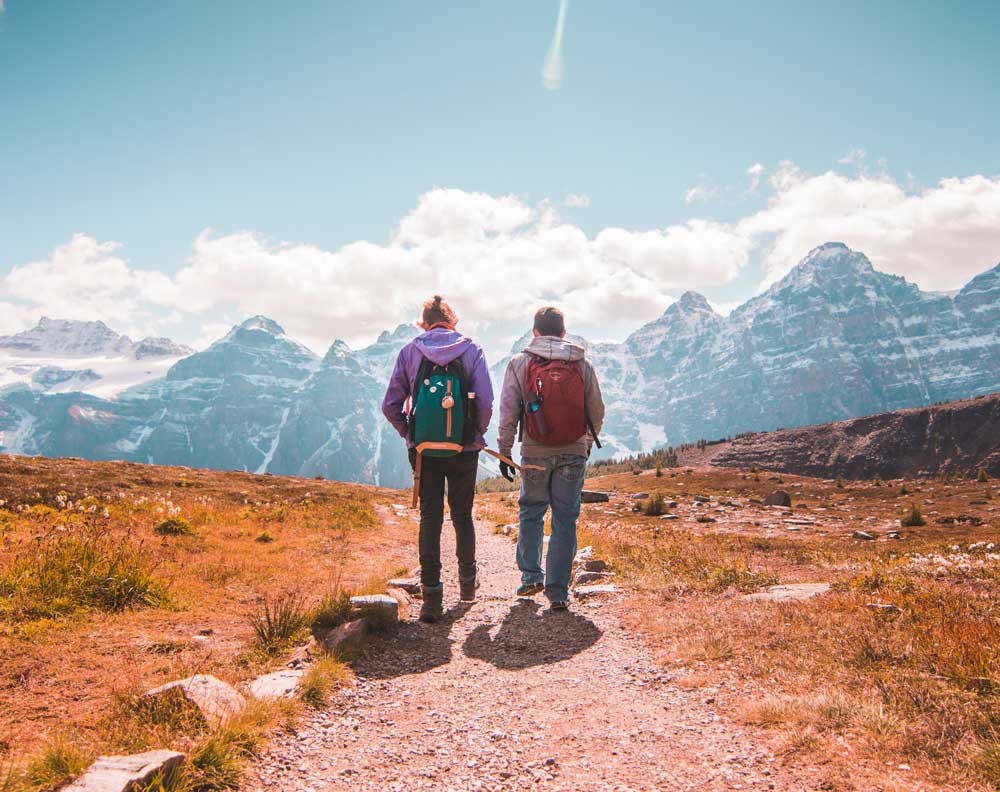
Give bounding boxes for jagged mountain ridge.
[2,243,1000,486]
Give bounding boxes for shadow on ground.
[354,602,472,679]
[462,599,602,669]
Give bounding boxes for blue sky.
[1,1,999,355]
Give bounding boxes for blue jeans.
[516,454,586,602]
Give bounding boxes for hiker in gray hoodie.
[497,306,605,610]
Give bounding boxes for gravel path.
[246,520,813,791]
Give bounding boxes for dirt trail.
[246,520,813,792]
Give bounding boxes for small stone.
[142,675,245,728]
[574,546,595,562]
[321,619,369,657]
[574,570,614,585]
[387,577,421,594]
[763,490,792,507]
[248,669,304,700]
[349,594,399,625]
[580,491,610,503]
[852,530,877,541]
[886,530,901,540]
[631,492,650,500]
[573,584,618,599]
[385,587,413,621]
[660,514,679,520]
[579,558,608,573]
[65,750,185,792]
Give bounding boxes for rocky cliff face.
[710,392,1000,479]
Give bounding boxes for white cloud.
[746,163,765,192]
[683,185,717,205]
[838,147,867,166]
[739,171,1000,291]
[4,167,999,355]
[563,193,590,209]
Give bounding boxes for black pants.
[410,449,478,590]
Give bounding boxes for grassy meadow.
[0,455,415,791]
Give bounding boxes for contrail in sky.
[541,0,569,90]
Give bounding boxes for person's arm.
[468,346,494,438]
[496,358,522,459]
[584,361,605,453]
[381,350,411,439]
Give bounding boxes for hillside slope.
[711,390,1000,478]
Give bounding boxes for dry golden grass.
[0,454,416,780]
[480,465,1000,791]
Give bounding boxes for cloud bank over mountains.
[2,161,999,355]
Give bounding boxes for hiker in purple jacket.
[382,296,494,623]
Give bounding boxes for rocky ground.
[246,517,821,792]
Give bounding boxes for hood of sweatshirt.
[523,335,586,362]
[413,328,474,366]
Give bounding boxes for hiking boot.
[419,587,444,623]
[516,582,543,597]
[550,600,569,611]
[459,576,479,602]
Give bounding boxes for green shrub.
[900,503,927,528]
[312,590,352,635]
[22,737,90,791]
[254,531,275,544]
[642,494,665,517]
[299,657,350,708]
[154,518,193,536]
[0,530,168,621]
[249,592,311,654]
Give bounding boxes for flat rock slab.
[580,490,610,503]
[387,577,421,594]
[350,595,399,625]
[66,750,185,792]
[574,583,619,599]
[248,669,304,700]
[574,546,595,562]
[852,530,877,540]
[745,583,831,603]
[143,675,245,728]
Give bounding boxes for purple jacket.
[381,328,494,451]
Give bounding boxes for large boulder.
[321,619,369,658]
[763,490,792,507]
[142,674,245,728]
[65,750,185,792]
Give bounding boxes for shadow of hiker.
[461,599,602,670]
[354,602,472,680]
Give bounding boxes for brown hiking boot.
[459,576,479,602]
[419,587,444,623]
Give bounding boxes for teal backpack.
[409,357,473,458]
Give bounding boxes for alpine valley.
[2,243,999,488]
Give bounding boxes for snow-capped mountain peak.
[0,317,135,357]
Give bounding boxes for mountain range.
[1,242,999,488]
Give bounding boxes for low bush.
[901,503,927,528]
[300,657,350,708]
[642,494,665,517]
[154,518,193,536]
[249,592,311,655]
[0,529,167,621]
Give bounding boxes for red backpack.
[522,356,601,447]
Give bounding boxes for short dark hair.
[533,306,565,337]
[422,295,458,327]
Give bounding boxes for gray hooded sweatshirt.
[497,335,605,461]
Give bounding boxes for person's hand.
[499,462,516,482]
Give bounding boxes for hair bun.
[432,295,443,307]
